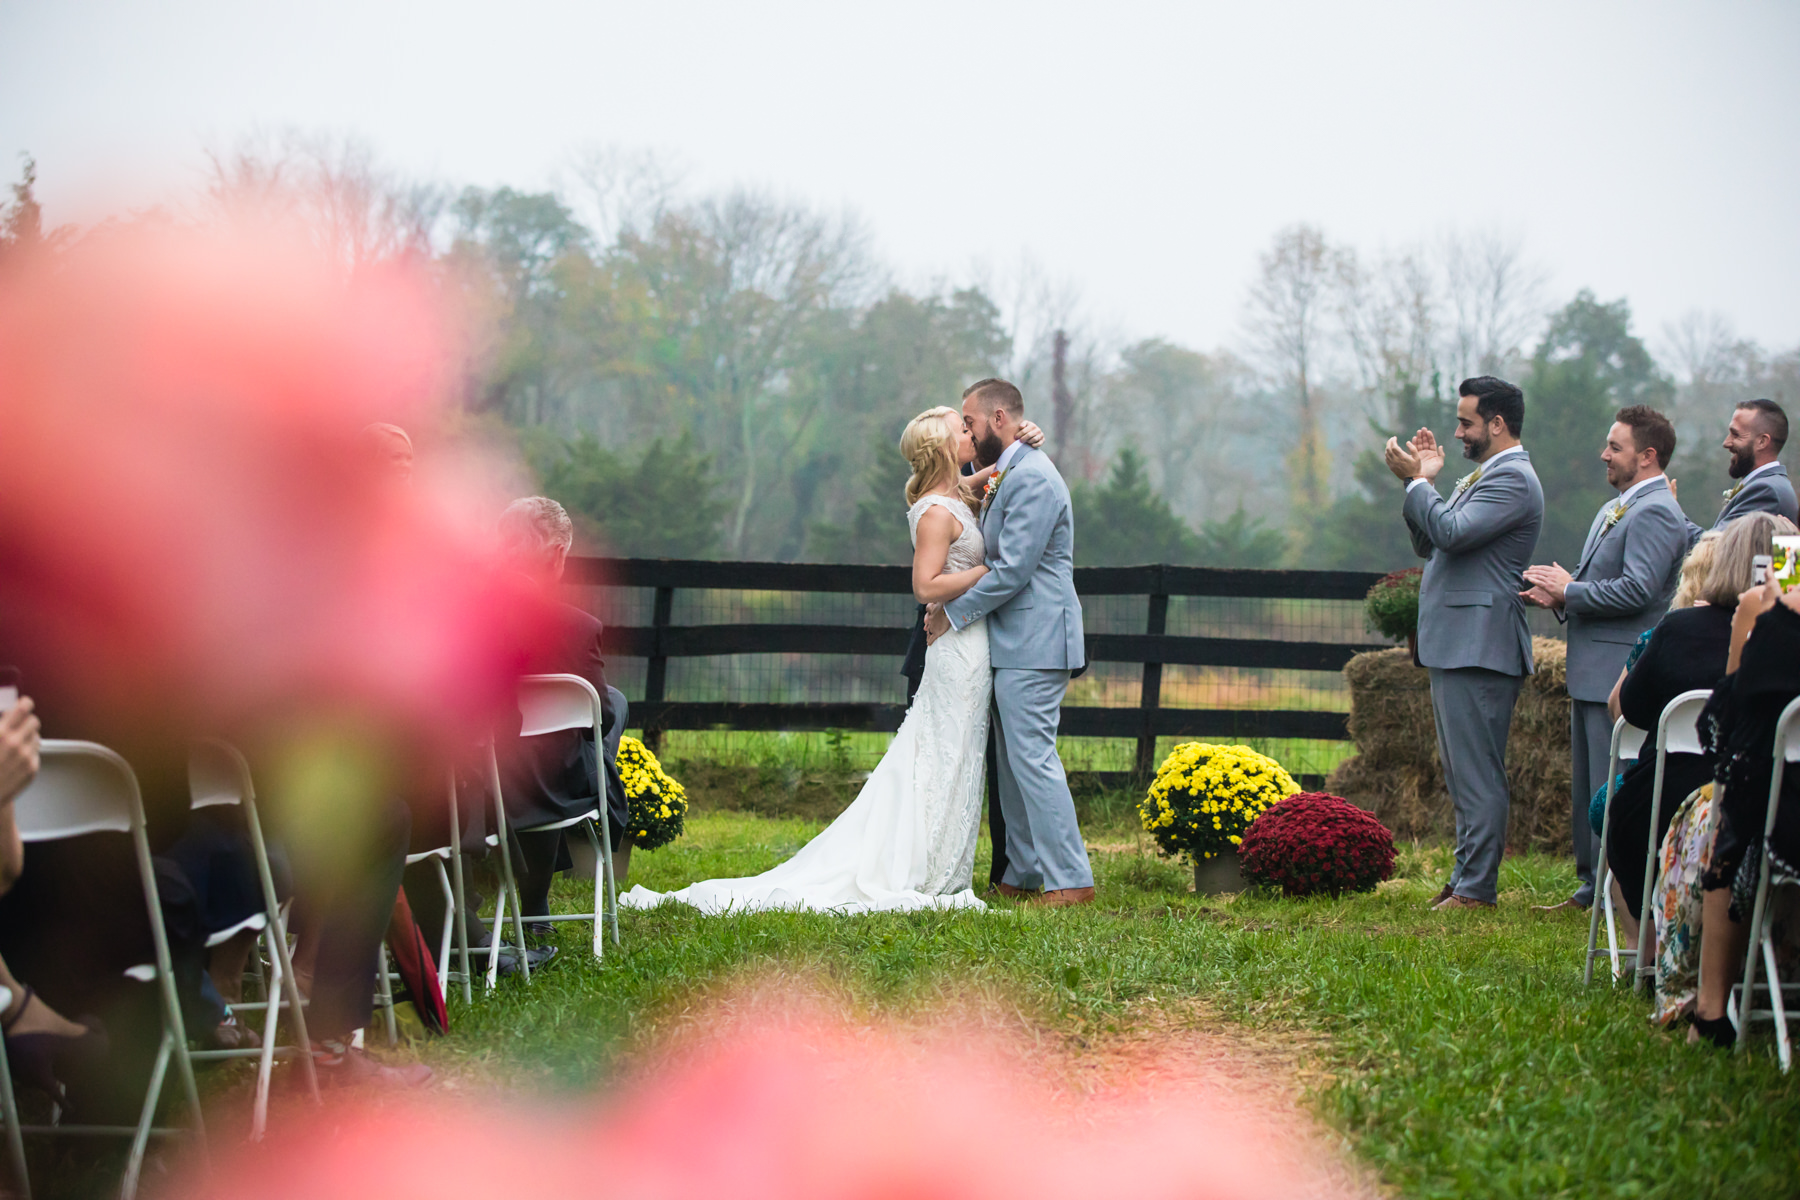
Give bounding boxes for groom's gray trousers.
[1428,666,1521,905]
[992,668,1093,892]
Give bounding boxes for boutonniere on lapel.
[982,469,1007,510]
[1601,499,1628,532]
[1452,465,1483,497]
[1723,480,1744,501]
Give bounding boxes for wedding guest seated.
[1685,576,1800,1048]
[159,792,294,1049]
[1602,514,1794,942]
[492,497,629,937]
[0,695,110,1110]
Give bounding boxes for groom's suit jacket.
[944,443,1085,671]
[1404,449,1543,678]
[1560,476,1687,703]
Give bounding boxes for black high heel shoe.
[2,986,110,1114]
[1689,1009,1738,1049]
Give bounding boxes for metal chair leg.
[485,743,530,985]
[432,858,455,999]
[0,986,30,1200]
[446,769,473,1006]
[582,820,606,962]
[376,944,397,1048]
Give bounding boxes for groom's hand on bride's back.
[923,602,950,645]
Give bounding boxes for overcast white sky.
[4,1,1797,359]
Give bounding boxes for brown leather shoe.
[989,882,1035,900]
[1034,887,1096,908]
[1531,896,1588,913]
[1432,894,1496,911]
[1426,884,1454,910]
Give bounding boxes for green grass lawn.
[434,803,1800,1200]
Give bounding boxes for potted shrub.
[1137,742,1300,893]
[1364,568,1422,657]
[1238,791,1397,897]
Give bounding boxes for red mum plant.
[1237,792,1396,897]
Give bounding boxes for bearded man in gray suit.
[1386,376,1544,911]
[1522,406,1690,911]
[1683,398,1796,544]
[925,378,1093,907]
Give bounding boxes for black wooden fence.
[566,557,1389,777]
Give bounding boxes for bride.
[620,405,1013,914]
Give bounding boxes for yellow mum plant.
[617,735,689,850]
[1137,742,1300,863]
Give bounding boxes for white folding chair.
[1734,696,1800,1069]
[488,675,619,972]
[375,831,461,1046]
[1633,690,1713,994]
[0,984,28,1199]
[1585,717,1647,984]
[455,739,533,991]
[182,739,320,1137]
[11,741,208,1199]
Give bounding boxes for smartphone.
[1753,554,1773,588]
[1773,536,1800,593]
[0,667,18,713]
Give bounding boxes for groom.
[925,378,1094,906]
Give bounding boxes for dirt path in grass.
[624,978,1389,1200]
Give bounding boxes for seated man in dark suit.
[495,497,629,932]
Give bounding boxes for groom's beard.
[1728,444,1756,479]
[1462,429,1490,461]
[974,430,1004,468]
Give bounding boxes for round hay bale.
[1327,637,1571,852]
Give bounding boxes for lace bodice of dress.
[907,494,985,572]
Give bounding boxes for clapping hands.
[1384,427,1446,483]
[1519,562,1573,609]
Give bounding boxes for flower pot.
[1193,853,1246,895]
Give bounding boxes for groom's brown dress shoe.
[990,882,1034,900]
[1034,887,1096,908]
[1432,894,1496,911]
[1426,883,1454,910]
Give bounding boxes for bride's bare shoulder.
[913,500,959,535]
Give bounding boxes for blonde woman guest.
[1602,513,1798,948]
[624,406,1003,914]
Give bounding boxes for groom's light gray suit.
[1559,475,1687,906]
[1404,448,1543,905]
[944,442,1092,893]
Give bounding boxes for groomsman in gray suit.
[1521,406,1690,911]
[1684,398,1796,543]
[926,378,1093,907]
[1386,376,1543,911]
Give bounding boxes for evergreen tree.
[1523,291,1676,564]
[1071,450,1202,566]
[806,433,915,565]
[532,431,726,558]
[1196,506,1288,567]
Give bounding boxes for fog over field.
[4,1,1796,567]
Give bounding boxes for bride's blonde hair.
[901,406,977,508]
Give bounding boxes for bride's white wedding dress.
[620,493,992,914]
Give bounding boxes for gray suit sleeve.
[1402,469,1533,555]
[1564,504,1688,617]
[1402,485,1434,559]
[944,468,1055,630]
